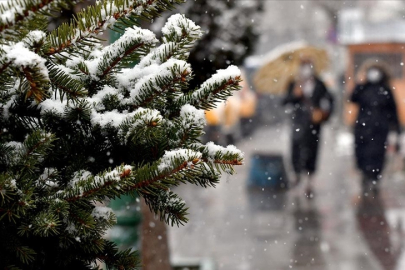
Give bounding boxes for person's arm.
[385,86,401,152]
[314,80,334,122]
[385,86,401,134]
[282,81,301,105]
[350,84,361,104]
[321,81,334,114]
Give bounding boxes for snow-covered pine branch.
[126,59,191,110]
[164,104,206,148]
[1,38,49,102]
[44,0,184,57]
[84,26,158,81]
[177,65,242,110]
[0,0,83,33]
[115,14,202,90]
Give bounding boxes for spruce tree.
[0,1,243,269]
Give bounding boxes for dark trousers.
[354,125,388,181]
[291,125,321,175]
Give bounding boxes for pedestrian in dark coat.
[283,59,334,198]
[350,63,401,194]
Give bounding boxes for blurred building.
[339,6,405,125]
[255,1,331,55]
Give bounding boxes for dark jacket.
[351,81,400,179]
[283,77,334,132]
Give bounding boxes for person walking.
[283,59,334,198]
[350,62,401,195]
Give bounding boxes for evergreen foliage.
[153,0,262,88]
[0,0,243,269]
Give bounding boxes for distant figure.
[283,59,334,198]
[350,63,401,195]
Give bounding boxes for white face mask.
[299,64,313,78]
[367,68,382,83]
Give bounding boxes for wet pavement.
[168,122,405,270]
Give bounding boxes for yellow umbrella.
[253,42,329,95]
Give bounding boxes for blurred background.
[50,1,405,269]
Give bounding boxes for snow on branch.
[179,104,206,130]
[47,63,87,101]
[203,141,244,165]
[178,65,242,110]
[134,14,203,68]
[12,131,56,177]
[162,14,202,43]
[0,0,63,33]
[165,104,206,148]
[84,26,158,80]
[116,48,191,91]
[118,108,163,144]
[124,59,191,109]
[157,149,202,172]
[90,110,136,128]
[39,95,68,116]
[1,42,48,78]
[45,0,182,56]
[59,165,133,202]
[1,40,49,102]
[22,30,46,48]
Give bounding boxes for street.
[169,122,405,270]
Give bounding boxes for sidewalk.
[169,123,405,270]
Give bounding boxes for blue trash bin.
[248,153,289,189]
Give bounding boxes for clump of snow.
[65,55,85,69]
[84,26,157,80]
[205,141,244,160]
[137,42,176,68]
[89,85,119,104]
[192,65,241,99]
[5,141,23,150]
[4,178,17,190]
[22,30,46,47]
[0,1,24,24]
[91,206,114,220]
[2,42,49,79]
[65,222,77,234]
[37,168,58,188]
[128,59,190,102]
[224,144,244,157]
[103,170,120,182]
[39,96,67,115]
[1,95,17,119]
[167,195,184,207]
[158,149,202,172]
[162,14,203,42]
[69,170,93,188]
[202,65,240,88]
[87,85,122,111]
[118,108,163,143]
[91,110,136,128]
[117,64,157,90]
[180,104,206,128]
